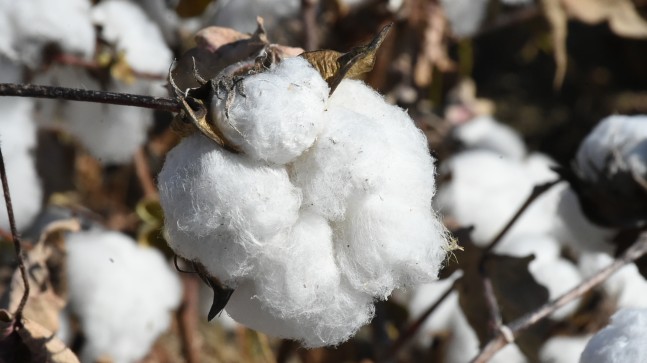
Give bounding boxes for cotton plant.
[158,29,450,346]
[65,229,182,363]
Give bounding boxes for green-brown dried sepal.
[300,23,392,95]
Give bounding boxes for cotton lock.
[159,56,449,347]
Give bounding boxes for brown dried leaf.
[195,27,251,53]
[0,310,80,363]
[561,0,647,37]
[175,0,212,18]
[300,23,392,94]
[456,235,550,361]
[8,219,80,333]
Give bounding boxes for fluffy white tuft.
[580,308,647,363]
[453,116,527,161]
[66,229,182,363]
[159,69,448,346]
[91,0,172,75]
[213,57,329,165]
[0,0,95,67]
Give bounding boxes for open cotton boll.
[530,258,582,320]
[213,57,329,165]
[436,150,556,246]
[66,229,182,363]
[580,308,647,363]
[441,0,489,38]
[575,115,647,180]
[494,234,561,264]
[159,133,301,283]
[539,335,590,363]
[579,252,647,308]
[452,116,527,161]
[0,0,95,67]
[445,308,528,363]
[91,0,172,75]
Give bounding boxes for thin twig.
[0,83,181,113]
[300,0,319,51]
[0,146,29,327]
[471,232,647,363]
[133,148,158,199]
[177,274,201,363]
[383,280,457,361]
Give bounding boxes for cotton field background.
[1,0,647,362]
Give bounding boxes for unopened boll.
[159,57,449,346]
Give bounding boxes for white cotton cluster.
[0,58,42,231]
[207,0,299,34]
[34,66,156,164]
[159,57,449,347]
[580,308,647,363]
[92,0,173,75]
[575,115,647,181]
[441,0,489,38]
[0,0,95,67]
[579,252,647,308]
[66,229,182,363]
[453,116,527,161]
[539,335,590,363]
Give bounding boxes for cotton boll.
[0,0,95,67]
[539,335,590,363]
[408,272,462,346]
[453,116,527,161]
[66,229,182,363]
[580,308,647,363]
[158,133,301,284]
[445,308,528,363]
[525,152,560,183]
[212,57,329,165]
[0,96,42,231]
[575,115,647,180]
[494,234,561,264]
[441,0,489,38]
[92,0,172,75]
[579,252,647,308]
[208,0,299,34]
[437,150,556,246]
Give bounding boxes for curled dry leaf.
[0,310,79,363]
[7,219,81,333]
[542,0,647,88]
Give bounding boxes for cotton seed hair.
[158,56,450,347]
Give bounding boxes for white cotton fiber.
[66,229,182,363]
[580,308,647,363]
[579,252,647,308]
[0,0,95,67]
[92,0,172,75]
[159,133,301,284]
[213,57,329,165]
[441,0,489,38]
[453,116,527,161]
[575,115,647,180]
[530,258,582,320]
[34,66,154,164]
[539,335,590,363]
[436,150,557,246]
[160,61,448,346]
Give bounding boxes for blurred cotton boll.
[579,252,647,308]
[452,116,527,161]
[580,308,647,363]
[539,335,590,363]
[66,229,182,363]
[159,58,449,346]
[0,0,95,67]
[568,115,647,228]
[441,0,489,38]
